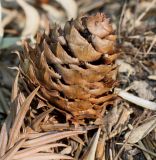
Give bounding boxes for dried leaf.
[1,139,25,160]
[0,123,8,157]
[17,0,40,36]
[0,97,19,156]
[13,143,67,159]
[116,107,132,129]
[117,90,156,110]
[96,134,106,159]
[81,128,101,160]
[125,117,156,144]
[55,0,78,20]
[22,131,85,147]
[7,86,40,149]
[11,67,19,102]
[31,107,54,131]
[13,153,73,160]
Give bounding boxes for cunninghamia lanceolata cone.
[20,13,119,121]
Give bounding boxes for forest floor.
[0,0,156,159]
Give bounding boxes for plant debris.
[0,0,156,159]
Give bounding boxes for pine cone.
[20,13,118,121]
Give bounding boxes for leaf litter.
[0,0,156,160]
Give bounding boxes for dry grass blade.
[31,107,54,131]
[10,67,19,102]
[7,86,40,149]
[0,123,8,157]
[13,143,67,159]
[13,153,73,160]
[0,97,19,157]
[1,139,25,160]
[17,0,40,37]
[22,130,85,147]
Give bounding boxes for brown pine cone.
[20,13,118,122]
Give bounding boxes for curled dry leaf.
[125,117,156,144]
[17,0,40,37]
[55,0,78,20]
